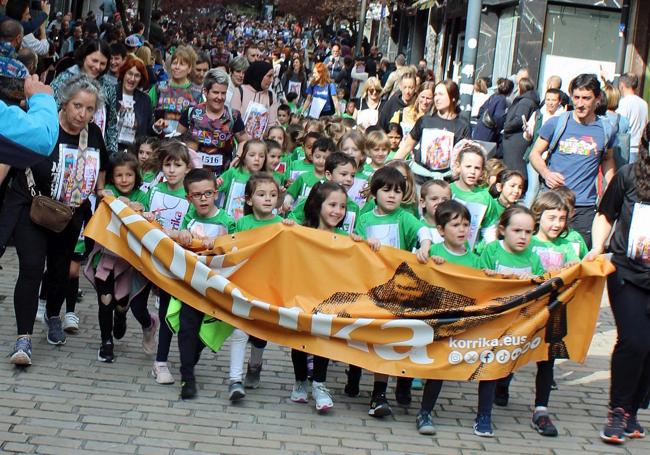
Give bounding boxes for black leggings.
[421,379,497,415]
[9,197,84,335]
[178,303,205,381]
[291,350,329,383]
[608,269,650,414]
[496,360,555,408]
[95,271,128,342]
[156,290,173,362]
[128,282,154,329]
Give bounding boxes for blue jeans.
[524,161,540,208]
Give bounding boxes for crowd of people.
[0,1,649,447]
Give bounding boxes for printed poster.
[188,220,228,239]
[342,211,356,235]
[348,177,368,208]
[308,97,327,119]
[149,191,190,231]
[627,203,650,267]
[225,181,247,221]
[53,144,100,207]
[365,223,400,249]
[532,247,565,272]
[456,199,487,249]
[287,81,301,97]
[420,128,454,170]
[243,101,269,139]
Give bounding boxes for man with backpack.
[528,73,616,247]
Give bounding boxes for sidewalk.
[0,247,647,455]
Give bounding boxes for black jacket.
[378,91,409,132]
[500,90,540,177]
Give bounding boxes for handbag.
[26,168,73,233]
[481,108,496,129]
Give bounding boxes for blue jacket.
[0,93,59,167]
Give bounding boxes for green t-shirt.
[140,170,164,193]
[531,235,580,272]
[475,199,507,255]
[429,242,479,268]
[361,198,420,218]
[348,170,370,207]
[291,146,306,162]
[273,170,287,187]
[355,207,425,251]
[105,184,149,206]
[479,240,545,276]
[286,171,324,201]
[564,228,589,259]
[451,182,498,249]
[235,214,283,232]
[180,207,236,238]
[361,162,376,179]
[285,159,314,182]
[289,196,360,234]
[146,182,190,231]
[218,167,251,220]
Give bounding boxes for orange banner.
[84,197,614,380]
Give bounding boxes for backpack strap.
[545,111,572,163]
[268,89,273,106]
[598,115,614,163]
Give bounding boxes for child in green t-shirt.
[217,139,266,221]
[363,130,390,175]
[264,139,287,187]
[385,123,404,162]
[451,144,499,251]
[286,131,319,181]
[289,152,360,234]
[553,185,589,258]
[283,137,335,211]
[135,136,162,194]
[339,130,368,207]
[168,169,236,400]
[352,166,433,419]
[419,179,451,245]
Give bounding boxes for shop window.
[492,7,518,82]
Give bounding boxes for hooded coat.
[500,89,540,178]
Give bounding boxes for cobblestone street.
[0,248,648,455]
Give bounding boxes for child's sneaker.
[412,378,424,390]
[97,340,114,363]
[152,361,175,384]
[473,413,494,437]
[62,312,79,334]
[532,410,558,437]
[624,412,645,439]
[141,314,159,355]
[180,379,197,400]
[600,407,627,444]
[311,381,333,412]
[9,336,32,366]
[368,392,392,418]
[416,410,435,435]
[44,315,66,345]
[290,380,308,403]
[244,363,262,389]
[228,381,245,402]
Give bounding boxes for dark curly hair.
[635,125,650,202]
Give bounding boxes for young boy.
[289,152,359,233]
[354,166,432,417]
[283,138,336,211]
[169,169,236,399]
[364,130,390,174]
[276,104,291,128]
[285,131,320,183]
[553,186,588,259]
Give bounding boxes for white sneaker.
[290,380,308,403]
[62,312,79,334]
[142,314,159,355]
[152,361,174,384]
[36,299,46,323]
[312,381,333,412]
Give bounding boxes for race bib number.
[366,223,400,249]
[199,153,224,167]
[627,202,650,267]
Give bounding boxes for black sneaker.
[44,315,66,345]
[344,368,361,397]
[10,336,32,366]
[624,412,645,439]
[97,340,114,363]
[600,407,627,444]
[395,384,412,408]
[368,393,392,418]
[181,379,197,400]
[531,411,558,437]
[113,310,127,340]
[494,385,509,407]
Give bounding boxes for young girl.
[289,181,348,412]
[283,137,334,211]
[285,131,319,184]
[486,158,506,187]
[419,179,451,245]
[361,160,420,218]
[87,153,154,363]
[218,140,267,220]
[141,140,192,384]
[364,130,390,173]
[451,143,499,250]
[417,200,498,437]
[338,130,368,207]
[228,173,286,401]
[265,139,287,187]
[386,123,404,161]
[150,46,203,136]
[353,167,432,417]
[134,136,162,193]
[291,120,322,161]
[265,125,290,174]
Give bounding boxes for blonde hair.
[361,77,383,99]
[171,45,197,71]
[135,45,153,65]
[603,83,621,111]
[365,130,391,154]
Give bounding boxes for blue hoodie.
[0,93,59,167]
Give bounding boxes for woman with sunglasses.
[354,77,384,131]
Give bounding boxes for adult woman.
[394,79,471,180]
[603,83,631,168]
[389,81,434,138]
[354,76,383,131]
[471,77,490,119]
[50,39,118,154]
[115,56,153,151]
[302,62,340,119]
[472,77,513,143]
[586,134,650,445]
[500,77,539,178]
[5,75,108,365]
[177,69,248,175]
[281,57,307,104]
[226,56,250,105]
[230,60,278,139]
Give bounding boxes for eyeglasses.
[367,88,379,94]
[189,190,216,200]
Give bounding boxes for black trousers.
[95,271,128,342]
[178,302,205,381]
[571,205,596,250]
[608,269,650,414]
[291,349,329,383]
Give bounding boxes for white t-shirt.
[617,94,649,149]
